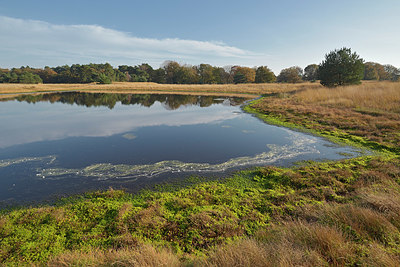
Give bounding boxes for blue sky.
[0,0,399,73]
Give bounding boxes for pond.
[0,92,363,205]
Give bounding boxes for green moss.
[244,98,399,156]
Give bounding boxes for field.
[1,81,400,266]
[0,81,322,99]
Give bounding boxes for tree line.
[277,61,399,84]
[1,54,399,85]
[0,62,276,85]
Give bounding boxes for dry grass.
[46,215,400,267]
[202,222,357,266]
[278,204,400,266]
[0,81,322,99]
[253,81,400,150]
[356,187,400,228]
[47,245,180,267]
[47,218,400,266]
[295,81,400,113]
[358,188,400,215]
[363,242,400,267]
[316,204,400,245]
[199,239,272,267]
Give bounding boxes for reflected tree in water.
[7,92,246,110]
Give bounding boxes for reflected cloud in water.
[0,93,245,148]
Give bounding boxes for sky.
[0,0,399,73]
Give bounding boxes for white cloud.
[0,16,259,68]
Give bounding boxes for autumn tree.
[374,63,390,80]
[231,66,256,83]
[362,62,394,81]
[36,67,58,83]
[163,61,181,84]
[384,64,400,81]
[363,62,379,80]
[277,66,303,83]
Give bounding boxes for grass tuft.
[47,245,181,267]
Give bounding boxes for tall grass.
[0,81,322,98]
[202,222,353,266]
[252,81,400,151]
[47,245,180,267]
[295,81,400,113]
[201,218,400,266]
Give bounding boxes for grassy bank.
[247,81,400,154]
[1,81,400,266]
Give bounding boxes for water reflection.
[4,92,246,110]
[0,93,246,149]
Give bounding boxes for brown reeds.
[47,245,180,267]
[253,81,400,149]
[202,222,357,266]
[295,81,400,113]
[0,82,322,99]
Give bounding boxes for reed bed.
[252,81,400,151]
[0,82,322,97]
[295,81,400,113]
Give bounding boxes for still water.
[0,92,363,205]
